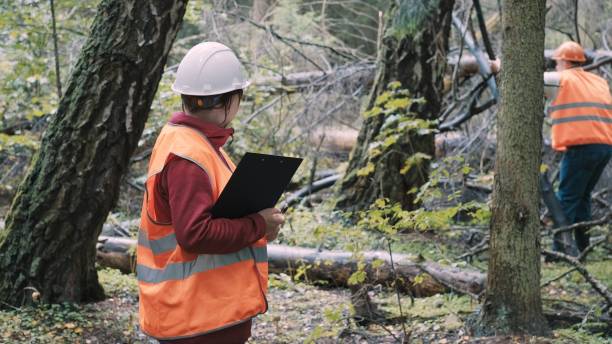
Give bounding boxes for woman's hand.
[258,208,285,241]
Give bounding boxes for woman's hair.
[181,89,243,116]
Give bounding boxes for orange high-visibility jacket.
[137,123,268,340]
[548,68,612,151]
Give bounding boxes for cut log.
[96,236,137,274]
[97,237,485,297]
[252,51,612,94]
[252,63,376,94]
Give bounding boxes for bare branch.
[542,249,612,311]
[547,213,611,237]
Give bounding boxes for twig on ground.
[372,321,403,343]
[540,267,578,288]
[542,249,612,311]
[387,239,409,341]
[546,214,611,237]
[0,300,19,311]
[458,235,489,260]
[578,236,608,262]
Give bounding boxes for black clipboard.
[211,152,303,218]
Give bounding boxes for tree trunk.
[0,0,188,305]
[335,0,454,211]
[471,0,550,336]
[96,237,486,297]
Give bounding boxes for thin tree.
[472,0,550,336]
[335,0,454,211]
[0,0,188,304]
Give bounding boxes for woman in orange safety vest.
[137,42,285,343]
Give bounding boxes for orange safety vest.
[548,68,612,151]
[137,123,268,340]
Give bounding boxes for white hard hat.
[171,42,250,96]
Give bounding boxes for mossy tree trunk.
[0,0,188,305]
[471,0,550,336]
[335,0,454,211]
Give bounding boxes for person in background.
[137,42,285,344]
[491,41,612,253]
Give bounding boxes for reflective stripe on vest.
[137,123,268,340]
[548,69,612,151]
[137,245,268,283]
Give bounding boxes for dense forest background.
[0,0,611,343]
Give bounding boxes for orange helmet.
[552,41,586,62]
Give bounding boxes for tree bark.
[335,0,454,212]
[0,0,188,305]
[96,237,486,297]
[471,0,550,336]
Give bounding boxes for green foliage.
[379,293,474,319]
[0,269,141,343]
[314,0,388,56]
[347,261,367,285]
[303,304,349,343]
[322,307,343,323]
[0,0,96,125]
[400,152,431,175]
[358,194,489,236]
[364,83,426,120]
[271,0,321,42]
[0,133,39,151]
[389,0,441,39]
[293,263,312,283]
[97,268,137,297]
[0,303,91,342]
[356,161,375,177]
[362,83,435,182]
[304,324,336,344]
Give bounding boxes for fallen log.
[96,236,137,274]
[253,50,612,92]
[97,237,485,297]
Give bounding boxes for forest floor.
[0,155,610,343]
[1,239,610,343]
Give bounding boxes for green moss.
[97,268,137,297]
[379,293,475,319]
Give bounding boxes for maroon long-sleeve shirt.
[154,112,266,344]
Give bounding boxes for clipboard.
[211,152,303,218]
